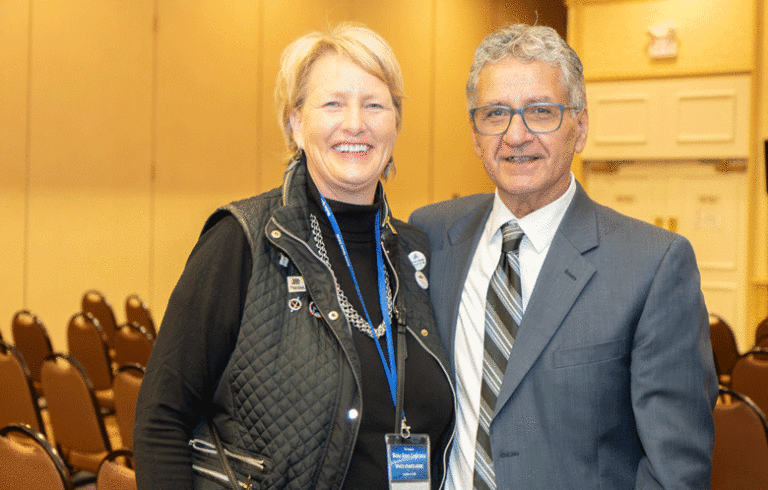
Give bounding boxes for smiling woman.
[133,23,455,490]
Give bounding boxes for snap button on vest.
[271,230,281,239]
[328,311,339,321]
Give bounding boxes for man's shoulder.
[580,195,688,257]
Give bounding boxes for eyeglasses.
[470,103,576,135]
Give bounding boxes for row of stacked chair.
[0,423,136,490]
[0,290,155,488]
[710,313,768,414]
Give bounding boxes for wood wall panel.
[25,0,153,350]
[432,0,498,203]
[152,0,261,319]
[0,0,29,341]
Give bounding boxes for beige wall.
[0,0,566,350]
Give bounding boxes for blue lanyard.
[318,195,398,408]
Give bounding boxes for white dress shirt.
[445,175,576,490]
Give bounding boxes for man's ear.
[470,114,483,159]
[574,107,589,154]
[289,110,304,150]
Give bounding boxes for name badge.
[385,433,430,490]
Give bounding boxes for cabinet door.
[586,166,667,227]
[670,167,747,349]
[582,75,750,161]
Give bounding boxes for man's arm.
[630,236,718,489]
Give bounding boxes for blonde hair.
[275,23,404,160]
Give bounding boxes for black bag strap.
[207,417,242,490]
[394,304,409,437]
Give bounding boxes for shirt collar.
[488,173,576,253]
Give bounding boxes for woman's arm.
[134,215,252,490]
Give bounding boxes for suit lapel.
[494,184,600,415]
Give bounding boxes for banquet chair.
[41,353,113,475]
[11,309,55,397]
[112,364,145,450]
[730,347,768,416]
[125,294,156,339]
[82,290,119,350]
[0,423,73,490]
[0,341,47,437]
[712,387,768,490]
[67,312,115,413]
[709,314,740,386]
[96,449,136,490]
[112,323,154,368]
[756,315,768,347]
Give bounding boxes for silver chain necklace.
[310,214,392,339]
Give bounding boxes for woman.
[134,23,455,490]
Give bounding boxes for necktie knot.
[500,222,524,254]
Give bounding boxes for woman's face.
[290,53,398,205]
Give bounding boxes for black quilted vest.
[193,161,455,490]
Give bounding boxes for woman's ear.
[289,110,304,150]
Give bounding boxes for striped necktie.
[474,222,524,490]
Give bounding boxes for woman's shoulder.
[390,217,429,251]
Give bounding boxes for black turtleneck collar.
[305,171,383,235]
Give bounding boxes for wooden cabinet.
[585,162,749,350]
[582,75,751,161]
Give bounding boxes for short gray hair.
[466,24,585,113]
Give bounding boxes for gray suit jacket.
[410,182,718,489]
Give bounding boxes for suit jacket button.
[421,329,429,337]
[271,230,281,239]
[328,311,339,321]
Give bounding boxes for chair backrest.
[125,294,156,339]
[0,341,46,436]
[96,449,137,490]
[756,315,768,347]
[712,387,768,490]
[0,424,73,490]
[41,353,113,474]
[730,348,768,416]
[67,312,113,391]
[11,309,54,388]
[113,323,154,368]
[82,290,118,348]
[709,314,740,377]
[113,365,145,450]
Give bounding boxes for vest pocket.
[190,438,272,489]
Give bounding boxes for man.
[410,24,717,489]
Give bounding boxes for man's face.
[471,56,588,217]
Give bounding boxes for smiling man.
[410,24,717,490]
